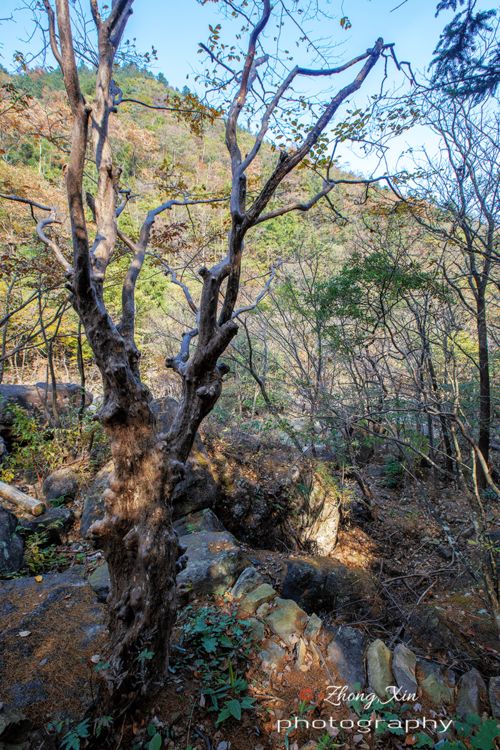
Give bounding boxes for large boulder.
[171,452,219,519]
[177,530,248,599]
[152,397,219,517]
[0,568,106,720]
[80,462,113,538]
[80,402,219,538]
[0,506,24,575]
[173,508,223,536]
[281,556,379,617]
[293,468,341,556]
[17,506,74,544]
[0,383,92,438]
[42,467,80,504]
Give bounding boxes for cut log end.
[0,480,46,517]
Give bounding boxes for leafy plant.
[383,457,405,488]
[0,401,108,486]
[180,604,256,726]
[46,715,113,749]
[23,528,68,574]
[432,713,499,750]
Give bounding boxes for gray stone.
[172,454,219,519]
[417,660,455,706]
[43,467,79,504]
[17,506,74,543]
[231,566,265,599]
[0,568,106,717]
[0,506,23,575]
[173,508,223,536]
[80,461,113,537]
[152,398,220,519]
[326,626,366,690]
[281,556,379,617]
[238,583,276,616]
[265,598,308,644]
[296,470,341,555]
[366,639,393,699]
[295,638,308,670]
[488,676,500,718]
[304,613,323,642]
[246,617,265,643]
[255,602,272,619]
[0,704,33,748]
[259,639,286,672]
[392,643,418,695]
[177,530,248,598]
[88,563,110,602]
[456,668,487,718]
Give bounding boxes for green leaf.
[202,636,218,653]
[75,721,90,738]
[240,695,255,709]
[138,649,155,662]
[415,732,434,748]
[216,706,231,725]
[470,718,500,749]
[147,732,163,750]
[226,698,242,720]
[61,733,81,750]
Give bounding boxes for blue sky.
[0,1,492,174]
[1,0,450,85]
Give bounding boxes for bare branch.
[232,261,283,318]
[36,213,73,274]
[0,193,53,212]
[41,0,64,69]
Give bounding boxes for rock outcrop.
[0,567,106,720]
[0,506,24,575]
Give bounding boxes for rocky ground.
[0,388,498,749]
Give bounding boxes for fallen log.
[0,481,45,516]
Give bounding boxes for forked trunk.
[90,422,180,709]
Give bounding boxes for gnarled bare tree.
[2,0,393,709]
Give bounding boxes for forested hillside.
[0,2,498,749]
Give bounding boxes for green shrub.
[179,604,256,726]
[383,457,405,488]
[23,528,68,575]
[0,401,109,485]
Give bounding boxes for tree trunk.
[476,289,491,488]
[91,422,180,708]
[427,354,455,477]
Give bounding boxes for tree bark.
[91,421,179,703]
[476,288,491,488]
